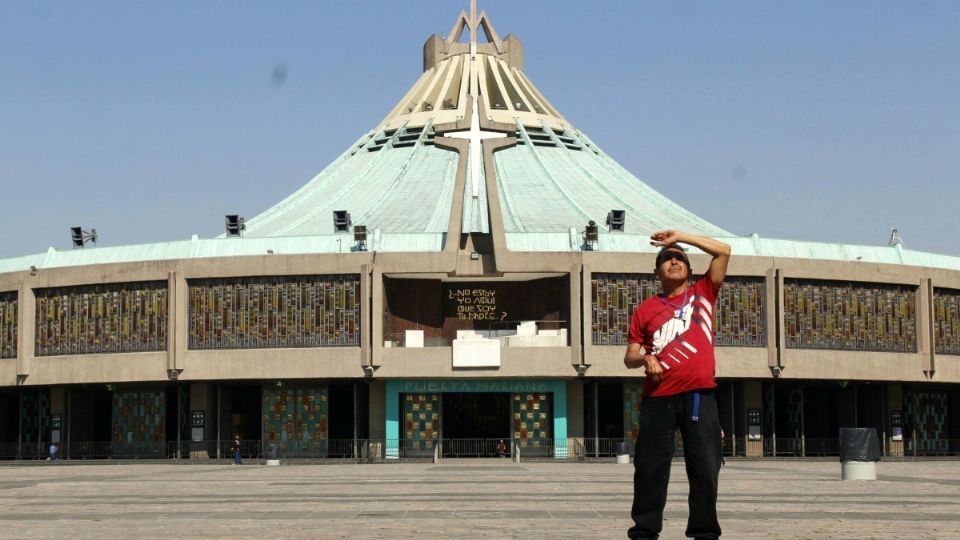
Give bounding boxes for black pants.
[628,389,722,539]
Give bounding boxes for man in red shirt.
[624,229,730,540]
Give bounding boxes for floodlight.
[225,215,245,237]
[353,225,368,251]
[70,226,98,248]
[585,220,599,243]
[606,210,626,232]
[333,210,351,232]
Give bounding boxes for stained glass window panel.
[188,275,360,349]
[933,288,960,356]
[784,279,916,352]
[591,273,765,347]
[35,282,167,356]
[0,291,16,359]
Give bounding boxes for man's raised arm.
[650,230,731,287]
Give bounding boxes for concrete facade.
[1,2,958,460]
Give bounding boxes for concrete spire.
[470,0,477,45]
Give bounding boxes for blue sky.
[1,1,957,259]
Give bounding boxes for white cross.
[448,95,506,198]
[447,0,506,198]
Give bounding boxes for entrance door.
[441,392,510,457]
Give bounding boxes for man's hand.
[642,354,662,383]
[624,343,663,383]
[650,229,681,248]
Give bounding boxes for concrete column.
[766,268,778,371]
[887,384,904,457]
[742,380,763,457]
[360,264,371,371]
[918,278,934,376]
[569,265,582,369]
[581,264,592,367]
[16,280,35,383]
[50,387,65,445]
[174,272,189,376]
[189,383,211,458]
[368,380,385,440]
[566,380,584,457]
[370,268,384,369]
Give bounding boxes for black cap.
[655,245,691,271]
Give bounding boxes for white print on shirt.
[650,295,695,354]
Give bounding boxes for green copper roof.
[1,9,958,278]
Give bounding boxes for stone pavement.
[1,459,958,539]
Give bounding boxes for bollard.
[839,428,879,480]
[616,441,632,465]
[265,443,280,466]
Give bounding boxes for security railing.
[905,438,960,456]
[4,436,959,461]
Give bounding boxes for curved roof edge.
[1,233,958,276]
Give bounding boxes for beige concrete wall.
[375,346,576,378]
[2,246,960,389]
[27,352,169,385]
[181,348,363,380]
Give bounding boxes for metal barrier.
[906,438,960,456]
[4,436,960,462]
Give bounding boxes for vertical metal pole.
[17,389,22,460]
[37,391,42,456]
[352,382,358,459]
[176,384,181,460]
[913,392,918,457]
[216,384,221,459]
[771,384,777,457]
[66,388,71,460]
[800,384,806,457]
[881,385,888,457]
[730,383,736,457]
[593,381,599,458]
[853,385,859,427]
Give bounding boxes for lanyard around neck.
[658,287,690,319]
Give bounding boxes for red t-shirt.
[628,276,721,398]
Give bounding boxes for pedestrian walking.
[232,436,243,465]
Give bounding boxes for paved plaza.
[0,459,958,539]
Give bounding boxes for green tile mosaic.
[262,386,329,455]
[403,393,439,452]
[20,390,51,443]
[905,391,950,453]
[623,383,643,442]
[512,392,551,449]
[111,390,165,443]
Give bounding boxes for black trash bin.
[839,428,881,462]
[838,428,879,480]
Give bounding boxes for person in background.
[232,435,243,465]
[496,439,507,458]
